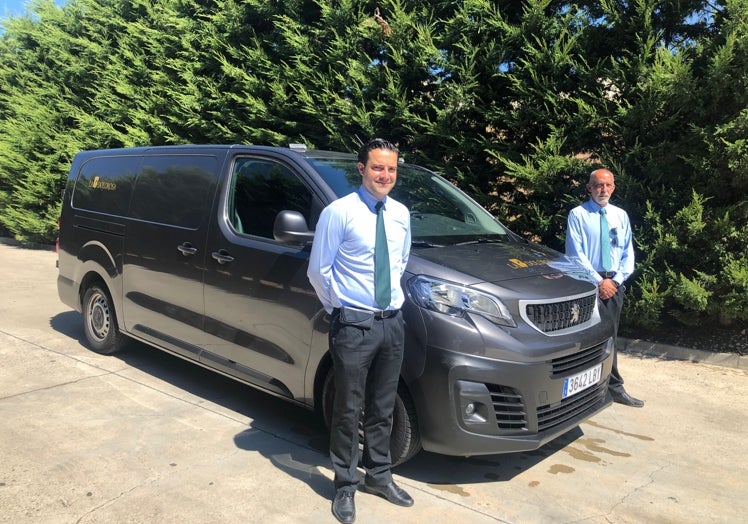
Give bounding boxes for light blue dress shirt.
[308,187,411,314]
[565,200,635,286]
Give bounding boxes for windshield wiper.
[455,237,506,245]
[411,240,441,248]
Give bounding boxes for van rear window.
[72,156,139,216]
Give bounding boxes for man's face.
[587,170,615,207]
[359,147,398,201]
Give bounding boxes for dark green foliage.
[629,193,748,328]
[0,0,745,330]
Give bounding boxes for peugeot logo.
[570,303,580,324]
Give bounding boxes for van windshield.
[309,158,511,246]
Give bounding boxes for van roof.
[73,144,360,161]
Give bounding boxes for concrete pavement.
[1,242,746,523]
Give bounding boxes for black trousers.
[328,311,405,492]
[600,284,626,391]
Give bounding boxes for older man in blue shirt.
[308,138,412,524]
[566,168,644,408]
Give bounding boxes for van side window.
[72,156,139,216]
[130,156,218,229]
[230,158,321,239]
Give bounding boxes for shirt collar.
[584,199,605,213]
[357,186,387,212]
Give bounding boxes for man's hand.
[598,278,618,300]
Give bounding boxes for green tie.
[374,201,391,309]
[600,208,612,272]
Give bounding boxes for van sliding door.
[122,154,220,359]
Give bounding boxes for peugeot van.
[57,144,615,465]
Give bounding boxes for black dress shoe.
[611,389,644,408]
[362,481,414,507]
[332,489,355,524]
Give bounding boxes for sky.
[1,0,68,24]
[1,0,31,19]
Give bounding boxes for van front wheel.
[321,367,422,466]
[82,284,124,355]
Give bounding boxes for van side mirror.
[273,210,315,245]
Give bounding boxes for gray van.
[57,144,615,465]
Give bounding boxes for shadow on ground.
[49,310,588,494]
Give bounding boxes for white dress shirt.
[307,187,411,313]
[565,199,634,286]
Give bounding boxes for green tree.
[0,0,745,330]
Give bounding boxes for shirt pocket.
[609,227,623,248]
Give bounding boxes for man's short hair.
[358,138,399,165]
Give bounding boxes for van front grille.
[551,343,606,378]
[525,293,596,333]
[485,375,607,433]
[537,380,608,431]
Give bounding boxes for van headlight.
[407,276,516,327]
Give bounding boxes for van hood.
[409,241,597,286]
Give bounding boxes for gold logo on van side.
[89,176,117,191]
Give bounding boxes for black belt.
[598,271,617,279]
[332,308,400,320]
[374,309,400,320]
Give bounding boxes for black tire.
[390,385,422,465]
[81,284,125,355]
[321,367,422,466]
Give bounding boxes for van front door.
[202,155,324,401]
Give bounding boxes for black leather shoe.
[332,489,355,524]
[362,482,414,507]
[611,389,644,408]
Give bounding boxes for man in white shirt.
[308,139,413,523]
[566,168,644,408]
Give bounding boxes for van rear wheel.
[321,367,422,466]
[82,284,124,355]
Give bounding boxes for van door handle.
[178,243,198,256]
[211,250,235,264]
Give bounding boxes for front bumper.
[409,337,614,456]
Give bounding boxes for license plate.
[562,363,603,399]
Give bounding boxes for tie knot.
[375,201,384,213]
[599,207,607,215]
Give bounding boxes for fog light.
[465,403,476,416]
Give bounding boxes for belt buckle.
[379,309,398,319]
[375,309,392,320]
